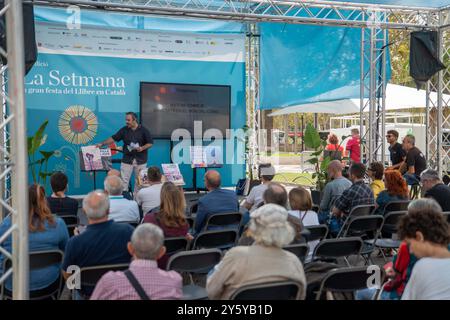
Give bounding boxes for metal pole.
[0,67,4,222]
[6,0,29,300]
[294,112,298,154]
[360,27,365,163]
[381,28,387,165]
[437,24,444,179]
[369,26,377,164]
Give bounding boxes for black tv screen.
[140,82,231,139]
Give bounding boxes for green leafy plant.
[28,120,55,186]
[303,123,331,191]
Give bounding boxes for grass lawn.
[272,172,315,186]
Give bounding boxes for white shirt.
[245,183,268,212]
[108,195,140,223]
[402,257,450,300]
[288,210,320,263]
[135,183,163,214]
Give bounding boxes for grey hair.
[82,190,110,220]
[408,198,442,215]
[420,168,440,182]
[104,175,123,196]
[404,134,416,146]
[248,203,295,247]
[131,224,164,260]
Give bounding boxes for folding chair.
[117,221,139,228]
[167,249,222,300]
[283,243,309,263]
[304,225,329,242]
[409,183,421,200]
[230,281,303,300]
[192,229,238,250]
[1,250,64,300]
[312,237,363,267]
[73,263,130,300]
[365,211,406,261]
[311,204,319,213]
[203,212,243,232]
[315,266,386,300]
[59,214,78,237]
[164,237,189,255]
[382,201,410,216]
[443,212,450,223]
[336,204,375,238]
[186,217,195,230]
[339,215,384,264]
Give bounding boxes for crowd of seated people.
[2,152,450,301]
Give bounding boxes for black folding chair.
[192,230,238,250]
[315,266,386,300]
[336,204,375,238]
[164,237,189,255]
[230,281,303,300]
[382,200,410,216]
[339,215,384,264]
[117,221,139,228]
[73,263,130,300]
[1,250,64,300]
[167,249,222,300]
[443,212,450,223]
[186,217,195,230]
[203,212,243,232]
[283,243,309,263]
[312,237,363,267]
[59,214,78,237]
[190,202,199,215]
[370,211,407,261]
[311,204,319,213]
[305,225,329,242]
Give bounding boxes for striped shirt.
[90,259,183,300]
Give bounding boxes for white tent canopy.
[268,84,450,116]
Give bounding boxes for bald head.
[263,182,288,208]
[328,160,343,179]
[107,169,121,177]
[205,170,221,190]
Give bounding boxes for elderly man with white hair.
[91,224,182,300]
[62,190,134,299]
[206,203,307,300]
[104,175,140,223]
[421,169,450,211]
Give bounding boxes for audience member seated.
[318,160,352,224]
[399,199,450,300]
[104,176,140,223]
[402,134,426,185]
[242,163,275,212]
[374,170,409,215]
[194,170,239,234]
[143,182,192,268]
[288,187,319,261]
[62,190,134,298]
[136,166,164,215]
[331,163,374,235]
[368,162,385,199]
[107,169,133,200]
[206,204,306,300]
[0,184,69,292]
[421,169,450,212]
[47,171,78,217]
[90,224,182,300]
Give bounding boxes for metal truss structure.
[0,1,29,299]
[2,0,450,298]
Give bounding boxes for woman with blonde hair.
[0,184,69,293]
[207,204,307,300]
[143,181,191,268]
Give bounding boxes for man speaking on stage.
[96,112,153,194]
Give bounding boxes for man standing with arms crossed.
[96,112,153,194]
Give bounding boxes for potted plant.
[28,120,55,187]
[303,123,331,204]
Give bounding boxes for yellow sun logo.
[59,105,98,145]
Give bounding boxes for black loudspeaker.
[410,31,446,89]
[0,0,37,75]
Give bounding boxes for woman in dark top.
[47,171,78,217]
[143,182,192,268]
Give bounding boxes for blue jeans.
[403,173,420,186]
[318,211,330,225]
[356,288,393,300]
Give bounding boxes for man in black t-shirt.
[386,129,406,170]
[96,112,153,193]
[402,134,426,185]
[421,169,450,211]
